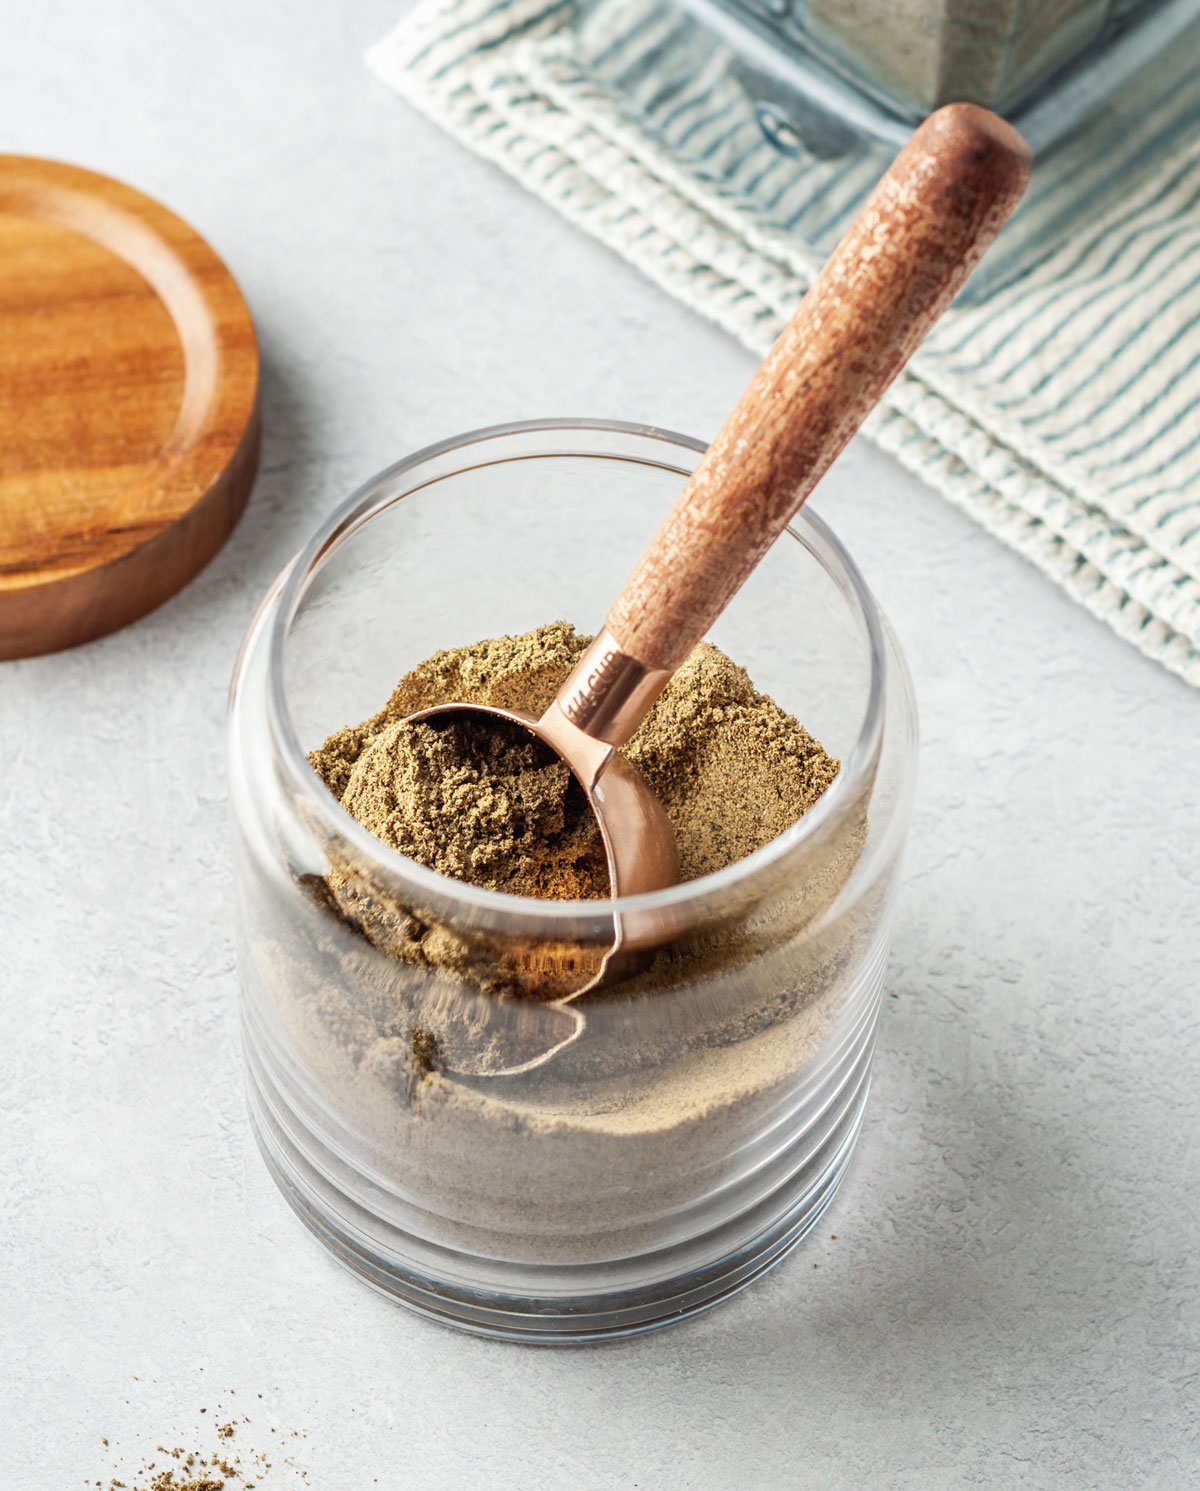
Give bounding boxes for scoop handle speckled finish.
[603,103,1030,674]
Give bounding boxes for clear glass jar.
[228,420,917,1341]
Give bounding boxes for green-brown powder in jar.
[309,621,839,897]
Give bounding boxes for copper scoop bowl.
[375,104,1029,1072]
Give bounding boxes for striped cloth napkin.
[369,0,1200,687]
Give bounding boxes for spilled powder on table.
[340,712,608,899]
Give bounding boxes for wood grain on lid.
[0,156,259,659]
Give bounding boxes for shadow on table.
[656,1047,1169,1463]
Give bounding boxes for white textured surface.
[1,3,1197,1487]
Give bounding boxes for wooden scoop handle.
[605,103,1030,673]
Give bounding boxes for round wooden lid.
[0,156,260,659]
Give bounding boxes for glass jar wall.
[228,420,918,1340]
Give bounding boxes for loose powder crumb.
[310,621,839,894]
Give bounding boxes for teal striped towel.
[369,0,1200,687]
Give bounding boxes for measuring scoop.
[412,104,1029,897]
[367,103,1030,1076]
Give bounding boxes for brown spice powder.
[340,713,608,898]
[292,621,864,1080]
[242,625,881,1265]
[95,1388,310,1491]
[310,620,839,895]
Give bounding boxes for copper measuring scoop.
[399,104,1029,1070]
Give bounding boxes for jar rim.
[260,417,889,927]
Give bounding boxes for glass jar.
[228,420,917,1341]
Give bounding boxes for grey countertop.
[2,3,1197,1487]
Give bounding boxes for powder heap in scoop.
[309,621,839,897]
[340,714,608,898]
